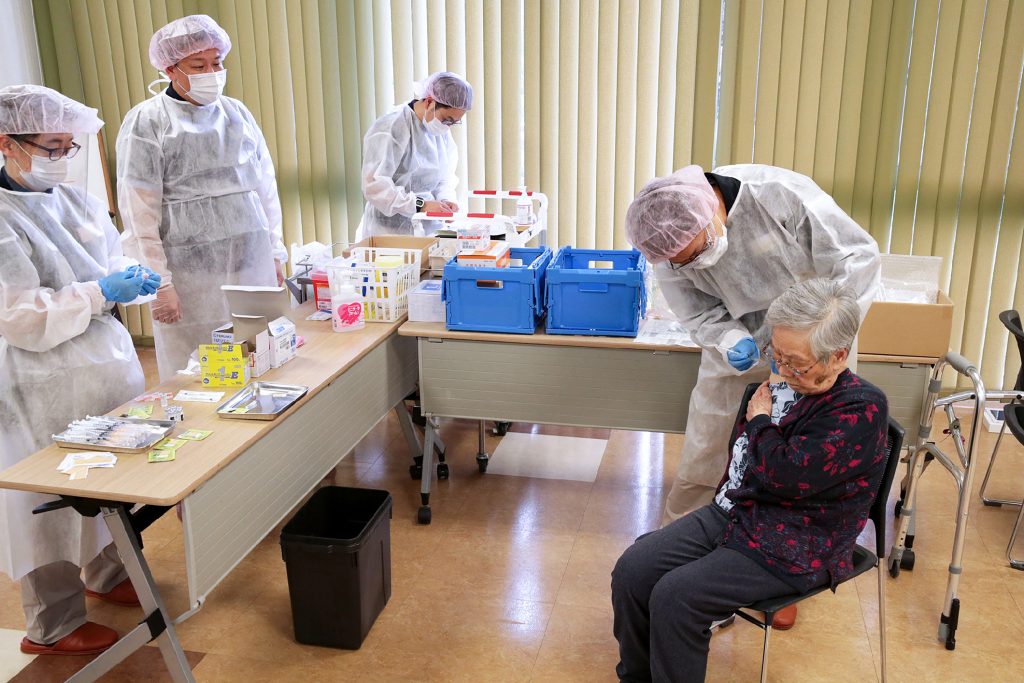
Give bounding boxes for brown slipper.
[771,604,798,630]
[20,622,118,656]
[85,578,140,607]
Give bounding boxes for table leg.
[417,419,437,524]
[68,505,195,683]
[476,420,489,473]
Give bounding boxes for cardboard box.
[267,316,297,368]
[859,291,954,358]
[206,328,271,378]
[199,343,245,365]
[201,365,250,387]
[457,241,511,268]
[343,236,437,273]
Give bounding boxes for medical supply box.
[544,247,647,337]
[280,486,392,650]
[267,316,297,367]
[408,280,445,323]
[859,291,954,358]
[859,254,954,358]
[443,247,552,334]
[327,246,422,323]
[198,343,253,387]
[456,240,511,268]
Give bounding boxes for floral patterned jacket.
[719,370,889,592]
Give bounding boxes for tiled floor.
[2,352,1024,681]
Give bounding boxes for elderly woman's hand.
[746,381,772,421]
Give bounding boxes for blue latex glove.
[98,270,146,303]
[124,265,161,295]
[726,336,759,371]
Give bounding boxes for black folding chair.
[729,383,905,683]
[979,310,1024,569]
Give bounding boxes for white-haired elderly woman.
[611,278,889,683]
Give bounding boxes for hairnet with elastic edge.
[0,85,103,135]
[625,165,718,263]
[149,14,232,72]
[412,71,473,110]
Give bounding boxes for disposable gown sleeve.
[361,126,418,218]
[791,186,881,318]
[433,137,459,203]
[244,107,287,263]
[655,264,752,351]
[0,232,106,353]
[116,107,172,284]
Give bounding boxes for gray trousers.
[611,505,798,683]
[21,543,127,644]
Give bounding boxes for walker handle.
[944,352,976,376]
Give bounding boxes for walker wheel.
[437,463,450,480]
[900,549,916,571]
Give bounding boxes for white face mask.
[183,69,227,105]
[13,144,69,191]
[424,103,450,136]
[689,220,728,270]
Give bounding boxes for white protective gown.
[357,103,459,239]
[117,92,287,381]
[657,164,881,515]
[0,184,145,580]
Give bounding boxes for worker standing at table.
[117,14,288,381]
[0,85,158,656]
[357,71,473,239]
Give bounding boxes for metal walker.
[888,352,1024,649]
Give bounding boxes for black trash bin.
[280,486,392,649]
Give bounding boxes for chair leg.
[877,565,887,683]
[979,419,1022,506]
[1009,498,1024,570]
[760,625,771,683]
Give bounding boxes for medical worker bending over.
[118,14,287,381]
[626,165,880,525]
[0,85,158,656]
[358,71,473,239]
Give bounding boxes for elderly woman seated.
[611,278,889,683]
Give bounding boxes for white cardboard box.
[210,323,271,377]
[409,280,445,322]
[267,316,297,368]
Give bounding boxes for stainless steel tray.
[53,418,176,454]
[216,382,308,420]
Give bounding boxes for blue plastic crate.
[443,247,553,334]
[545,247,647,337]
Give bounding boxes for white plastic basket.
[326,247,421,322]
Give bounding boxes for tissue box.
[267,316,297,368]
[409,280,445,322]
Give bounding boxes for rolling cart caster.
[409,464,423,480]
[437,463,450,480]
[417,506,432,524]
[476,455,489,473]
[493,421,512,436]
[900,549,916,570]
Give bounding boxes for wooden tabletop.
[0,304,403,506]
[398,321,702,353]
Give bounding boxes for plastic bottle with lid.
[514,190,535,225]
[331,280,365,332]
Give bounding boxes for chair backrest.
[1000,310,1024,391]
[731,382,906,559]
[869,418,905,558]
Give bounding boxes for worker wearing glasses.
[357,71,473,239]
[625,164,881,525]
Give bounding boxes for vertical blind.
[32,0,1023,390]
